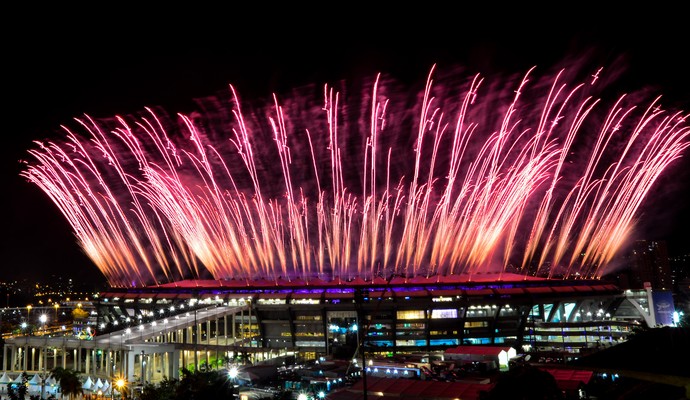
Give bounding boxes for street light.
[228,366,238,380]
[114,377,126,400]
[39,314,48,333]
[54,303,60,320]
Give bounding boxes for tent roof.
[0,372,12,383]
[82,376,93,390]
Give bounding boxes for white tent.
[12,373,24,383]
[28,374,43,385]
[0,372,11,393]
[42,376,59,396]
[101,380,112,396]
[94,378,103,390]
[82,376,93,391]
[45,376,60,395]
[28,374,44,394]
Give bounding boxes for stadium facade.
[95,273,658,359]
[2,273,665,387]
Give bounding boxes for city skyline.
[3,13,689,284]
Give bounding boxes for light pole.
[140,350,145,386]
[40,346,47,400]
[54,303,60,321]
[193,306,198,372]
[27,305,32,335]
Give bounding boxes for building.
[631,240,673,291]
[96,273,666,357]
[1,273,662,387]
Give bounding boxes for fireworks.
[21,65,689,288]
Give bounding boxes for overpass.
[2,303,293,385]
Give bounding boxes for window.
[431,309,457,319]
[397,310,425,320]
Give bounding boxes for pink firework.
[21,65,690,287]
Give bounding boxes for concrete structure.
[2,303,292,387]
[96,275,656,356]
[2,273,664,386]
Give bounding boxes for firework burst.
[21,65,690,287]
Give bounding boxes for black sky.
[3,9,688,284]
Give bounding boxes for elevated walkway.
[2,304,291,384]
[98,304,250,346]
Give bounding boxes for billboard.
[652,291,675,326]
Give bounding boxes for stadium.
[7,64,686,386]
[94,273,653,360]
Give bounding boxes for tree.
[136,370,236,400]
[50,367,83,400]
[174,368,236,400]
[140,377,178,400]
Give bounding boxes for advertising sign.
[652,291,675,326]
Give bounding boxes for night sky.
[3,10,688,284]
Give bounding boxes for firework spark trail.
[21,65,690,287]
[104,116,202,284]
[26,129,158,287]
[576,108,690,276]
[428,74,480,276]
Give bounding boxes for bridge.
[2,303,292,386]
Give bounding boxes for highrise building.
[631,240,672,291]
